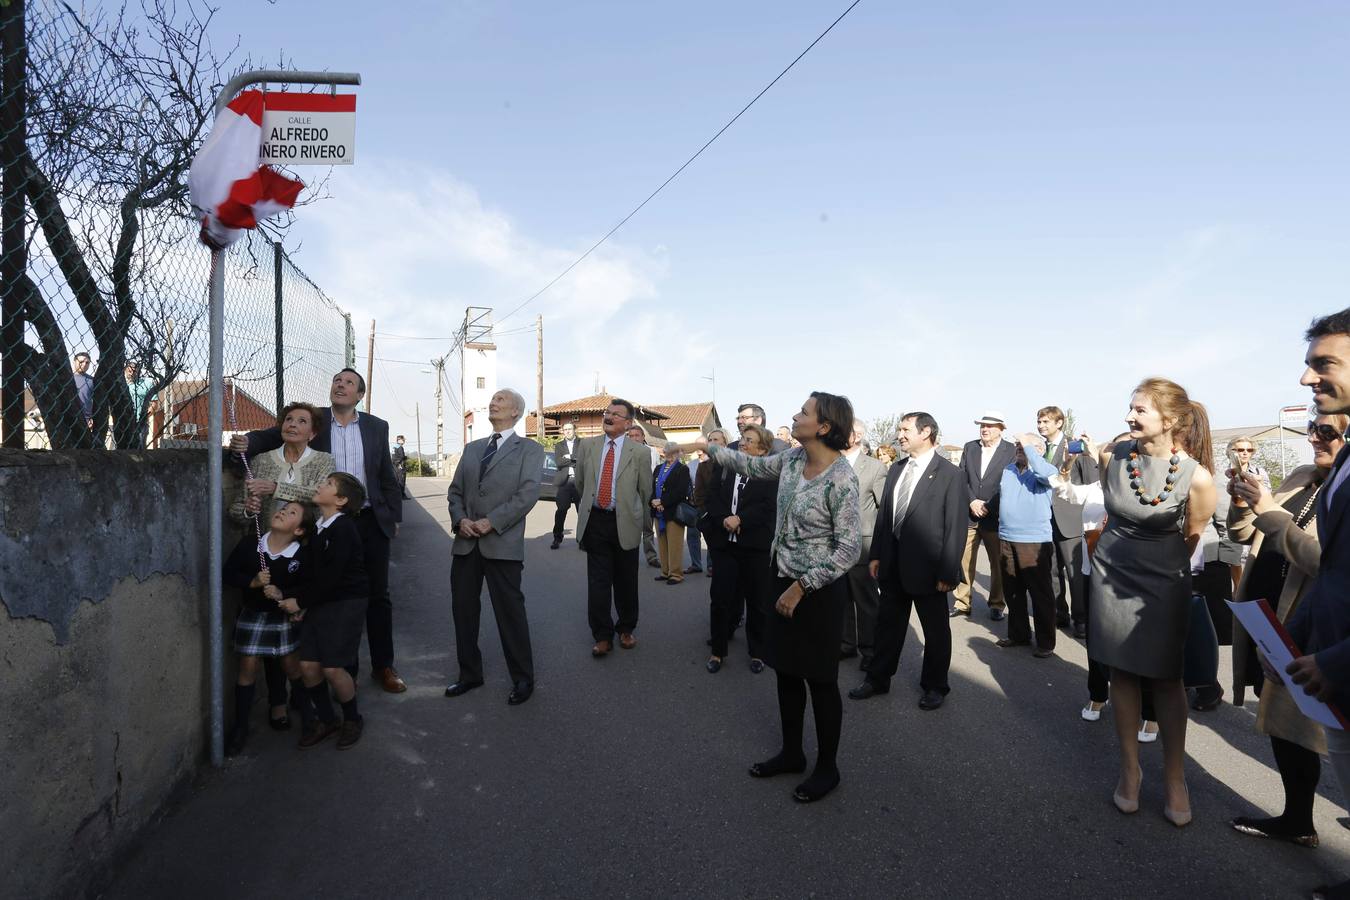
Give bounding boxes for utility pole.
[433,357,444,476]
[364,319,375,412]
[536,315,544,439]
[415,401,422,477]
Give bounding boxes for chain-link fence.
[0,1,351,451]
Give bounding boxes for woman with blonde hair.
[1091,378,1216,827]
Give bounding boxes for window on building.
[476,377,485,389]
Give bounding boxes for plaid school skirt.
[233,607,300,657]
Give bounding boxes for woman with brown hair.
[1090,378,1217,827]
[683,392,862,803]
[1227,413,1348,848]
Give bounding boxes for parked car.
[538,454,558,502]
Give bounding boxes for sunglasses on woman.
[1308,422,1342,442]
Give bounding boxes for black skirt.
[297,595,368,668]
[765,575,848,682]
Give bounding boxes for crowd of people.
[221,309,1350,899]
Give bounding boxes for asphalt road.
[106,478,1350,899]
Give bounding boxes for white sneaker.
[1081,701,1105,722]
[1138,721,1159,743]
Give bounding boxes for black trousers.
[451,545,534,685]
[583,508,640,641]
[1002,539,1058,651]
[1051,521,1086,626]
[840,562,880,664]
[1084,574,1112,703]
[708,545,771,658]
[356,513,394,672]
[552,480,581,541]
[867,579,951,694]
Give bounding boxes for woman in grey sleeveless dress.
[1089,378,1216,828]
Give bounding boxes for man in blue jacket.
[994,432,1061,658]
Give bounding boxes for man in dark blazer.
[841,420,888,669]
[1037,405,1100,638]
[732,402,791,453]
[1286,310,1350,823]
[551,422,582,549]
[232,367,406,693]
[953,412,1016,621]
[851,412,968,711]
[445,389,543,705]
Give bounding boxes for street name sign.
[260,93,356,165]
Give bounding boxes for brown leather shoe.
[591,640,612,657]
[374,667,407,693]
[618,632,637,650]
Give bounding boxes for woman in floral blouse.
[687,391,862,803]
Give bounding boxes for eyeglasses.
[1308,423,1342,442]
[1231,447,1254,454]
[605,411,631,421]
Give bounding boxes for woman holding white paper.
[1226,413,1346,848]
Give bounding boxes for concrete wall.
[0,449,212,899]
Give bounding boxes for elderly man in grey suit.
[445,388,544,706]
[841,420,888,668]
[576,398,654,657]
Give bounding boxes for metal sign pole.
[207,69,359,767]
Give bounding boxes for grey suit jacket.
[447,432,544,561]
[851,452,888,564]
[574,434,653,551]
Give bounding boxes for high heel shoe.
[1113,767,1142,814]
[1163,783,1192,828]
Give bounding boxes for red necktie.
[596,440,616,509]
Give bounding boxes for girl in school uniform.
[222,499,318,756]
[278,472,370,751]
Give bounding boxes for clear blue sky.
[212,1,1350,452]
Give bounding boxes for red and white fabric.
[189,90,304,250]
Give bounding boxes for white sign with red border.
[260,93,356,165]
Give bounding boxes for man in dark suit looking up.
[445,389,543,705]
[232,367,407,693]
[1036,405,1099,638]
[551,422,582,549]
[953,412,1015,621]
[851,412,969,711]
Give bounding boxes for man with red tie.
[574,399,655,657]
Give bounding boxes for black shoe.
[444,680,485,697]
[507,681,534,705]
[839,648,858,660]
[1231,815,1319,848]
[550,538,561,549]
[1033,647,1055,659]
[918,689,946,711]
[949,608,971,618]
[989,608,1005,621]
[654,574,670,582]
[748,752,808,778]
[1191,685,1224,711]
[749,658,765,674]
[848,680,888,700]
[995,638,1029,648]
[793,768,841,803]
[268,714,291,731]
[684,566,702,574]
[1057,617,1072,630]
[647,560,662,568]
[706,657,722,674]
[1073,623,1088,640]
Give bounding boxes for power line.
[494,0,864,327]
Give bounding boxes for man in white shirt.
[953,412,1015,620]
